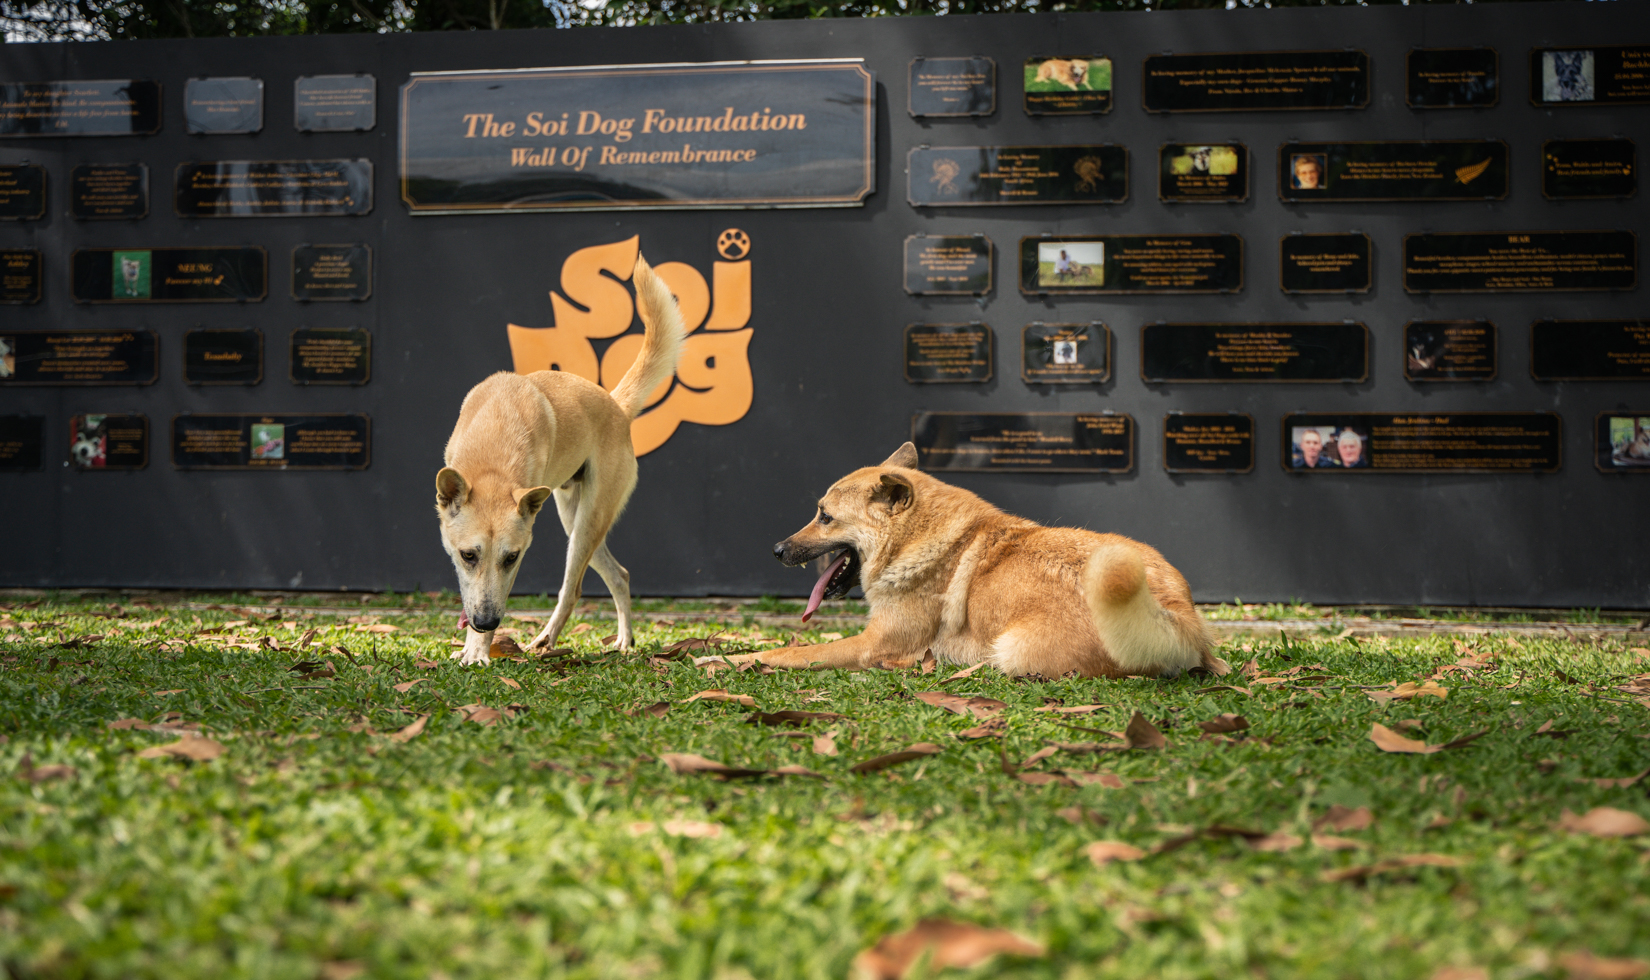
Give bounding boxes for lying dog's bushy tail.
[1081,542,1227,677]
[611,254,687,420]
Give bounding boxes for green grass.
[3,599,1648,979]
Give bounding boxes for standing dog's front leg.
[454,626,494,666]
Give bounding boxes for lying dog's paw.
[722,652,763,666]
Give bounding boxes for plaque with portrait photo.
[290,328,371,385]
[1283,412,1560,473]
[0,164,45,220]
[903,235,992,296]
[909,145,1127,207]
[1159,143,1247,203]
[1142,50,1369,113]
[1019,234,1242,295]
[1531,319,1650,381]
[0,330,158,385]
[912,411,1133,474]
[1596,412,1650,473]
[1023,56,1112,115]
[904,324,992,383]
[1543,139,1636,200]
[1,249,42,305]
[1142,322,1366,383]
[1279,141,1508,202]
[184,77,263,134]
[1406,48,1499,109]
[175,159,373,218]
[72,246,267,304]
[68,413,148,471]
[1403,231,1636,293]
[183,328,262,386]
[908,57,995,117]
[1404,321,1497,382]
[294,74,377,132]
[1531,46,1650,106]
[70,163,148,220]
[0,80,161,137]
[1163,413,1255,474]
[1022,322,1110,385]
[0,415,44,471]
[172,413,370,470]
[1279,233,1371,294]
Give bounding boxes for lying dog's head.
[773,442,919,621]
[435,467,551,632]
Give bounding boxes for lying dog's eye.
[459,550,478,565]
[818,512,833,526]
[502,552,519,566]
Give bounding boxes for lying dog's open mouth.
[804,547,860,623]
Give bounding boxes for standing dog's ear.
[871,471,914,514]
[880,441,919,469]
[436,467,469,511]
[512,486,553,518]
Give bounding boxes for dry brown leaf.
[1195,684,1253,696]
[684,689,758,707]
[625,702,670,719]
[850,743,943,774]
[1018,746,1060,769]
[746,709,847,726]
[457,704,504,726]
[1124,712,1168,750]
[136,734,226,761]
[1066,771,1125,789]
[297,628,319,649]
[1196,713,1249,734]
[1249,831,1303,852]
[1311,834,1365,851]
[919,649,937,674]
[852,919,1043,980]
[1321,854,1463,882]
[1084,841,1146,865]
[320,961,366,980]
[1558,951,1650,980]
[388,714,428,743]
[1370,723,1443,754]
[956,719,1006,740]
[1238,657,1259,679]
[152,689,186,696]
[357,623,399,634]
[1056,805,1105,826]
[15,754,76,783]
[814,729,839,756]
[1431,967,1489,980]
[415,659,439,669]
[940,661,991,684]
[1368,680,1449,705]
[914,691,1007,719]
[1015,771,1078,788]
[497,677,522,690]
[392,679,423,693]
[660,752,766,778]
[1578,768,1650,789]
[1315,804,1374,832]
[569,623,593,635]
[1033,703,1107,714]
[661,819,724,838]
[1557,807,1650,838]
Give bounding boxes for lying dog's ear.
[436,467,469,511]
[512,485,553,518]
[880,441,919,469]
[871,472,914,514]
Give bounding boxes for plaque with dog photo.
[1023,56,1112,114]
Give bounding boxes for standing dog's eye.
[818,512,833,526]
[460,550,478,565]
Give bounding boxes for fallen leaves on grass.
[1367,680,1449,705]
[1197,713,1249,734]
[1124,712,1168,750]
[288,660,336,678]
[850,743,942,774]
[356,623,398,634]
[497,676,522,690]
[489,638,523,658]
[415,660,439,670]
[1321,854,1463,882]
[1315,805,1374,832]
[1250,832,1303,852]
[1431,967,1489,980]
[1577,768,1650,789]
[454,703,524,726]
[626,702,670,719]
[940,662,992,684]
[658,752,822,780]
[1085,841,1146,865]
[1016,771,1077,788]
[684,689,757,707]
[1033,703,1107,714]
[914,691,1007,719]
[1369,723,1489,754]
[852,919,1043,980]
[814,729,839,756]
[392,679,423,693]
[956,719,1007,740]
[745,709,846,726]
[662,819,724,838]
[1558,952,1650,980]
[136,734,226,761]
[569,623,594,635]
[1018,746,1060,769]
[1311,834,1366,851]
[15,754,75,783]
[1557,807,1650,838]
[387,715,428,743]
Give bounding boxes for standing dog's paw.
[456,649,491,667]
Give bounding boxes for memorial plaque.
[172,413,371,470]
[1531,46,1650,106]
[912,412,1133,473]
[400,61,874,212]
[0,80,161,137]
[183,328,262,385]
[68,413,148,471]
[294,74,377,132]
[0,164,46,219]
[175,159,373,218]
[1,249,42,304]
[908,57,995,117]
[290,327,371,385]
[292,244,373,302]
[0,330,158,385]
[1406,48,1499,108]
[0,415,44,471]
[184,77,264,134]
[1279,141,1508,202]
[1279,233,1371,294]
[1283,413,1560,472]
[909,146,1127,207]
[1142,322,1367,383]
[1543,139,1636,200]
[1596,413,1650,472]
[1531,319,1650,381]
[70,163,148,220]
[1022,322,1110,384]
[1404,321,1497,382]
[1019,234,1243,295]
[1159,143,1247,203]
[1163,413,1255,473]
[904,324,992,383]
[1023,56,1113,115]
[1141,50,1369,113]
[72,247,267,303]
[1403,231,1636,293]
[904,235,991,296]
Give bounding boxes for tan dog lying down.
[736,443,1227,678]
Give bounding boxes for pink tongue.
[458,610,468,630]
[803,552,849,624]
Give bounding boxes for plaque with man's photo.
[0,415,44,471]
[1163,413,1255,474]
[292,244,373,302]
[70,163,148,220]
[67,413,148,471]
[1404,321,1497,382]
[1542,139,1636,200]
[1142,322,1367,383]
[1,249,42,304]
[183,329,262,386]
[1159,143,1247,203]
[0,329,158,385]
[1279,140,1508,202]
[1406,48,1499,109]
[1023,56,1112,115]
[1279,233,1371,294]
[72,246,268,303]
[1596,412,1650,473]
[0,164,46,220]
[1020,235,1243,295]
[1283,412,1560,473]
[908,57,995,117]
[904,324,992,384]
[1022,323,1110,384]
[903,235,992,296]
[1531,46,1650,106]
[1531,319,1650,381]
[909,146,1127,207]
[290,328,371,385]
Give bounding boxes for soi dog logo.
[505,231,753,456]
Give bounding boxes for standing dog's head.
[773,442,920,622]
[435,468,552,632]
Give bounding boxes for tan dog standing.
[741,443,1226,678]
[436,255,684,666]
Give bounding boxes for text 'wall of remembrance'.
[1,3,1646,606]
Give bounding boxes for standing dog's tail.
[1081,541,1228,677]
[611,254,687,420]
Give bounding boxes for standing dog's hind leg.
[587,540,633,651]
